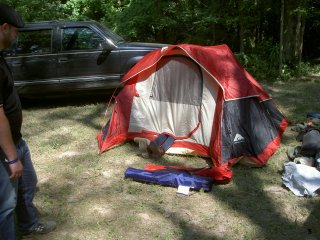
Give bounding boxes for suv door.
[57,25,121,93]
[4,26,58,96]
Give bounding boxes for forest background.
[2,0,320,81]
[1,2,320,239]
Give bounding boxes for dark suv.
[3,21,166,98]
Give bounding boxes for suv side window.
[62,27,104,51]
[10,29,52,56]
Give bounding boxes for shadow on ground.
[23,78,320,240]
[20,94,113,109]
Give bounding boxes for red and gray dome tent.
[97,44,288,180]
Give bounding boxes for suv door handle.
[11,61,22,67]
[58,58,69,63]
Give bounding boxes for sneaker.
[148,140,165,158]
[134,137,151,158]
[287,146,301,160]
[293,156,315,166]
[22,220,56,235]
[291,123,307,132]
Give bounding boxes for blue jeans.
[16,139,38,232]
[0,155,17,240]
[0,138,38,239]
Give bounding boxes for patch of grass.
[20,78,320,240]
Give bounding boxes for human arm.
[0,106,23,180]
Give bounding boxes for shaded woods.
[4,0,320,79]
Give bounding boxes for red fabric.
[97,83,136,153]
[126,132,210,157]
[122,44,271,101]
[97,43,288,181]
[144,164,232,184]
[209,88,224,166]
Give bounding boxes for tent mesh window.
[150,55,203,106]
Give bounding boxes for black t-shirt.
[0,52,22,144]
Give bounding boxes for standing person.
[0,3,56,238]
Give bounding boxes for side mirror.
[97,49,111,65]
[99,40,114,50]
[97,40,115,65]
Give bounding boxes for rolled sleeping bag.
[124,167,213,191]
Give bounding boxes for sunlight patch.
[59,151,81,158]
[125,159,136,165]
[101,170,113,178]
[37,176,50,185]
[90,205,113,218]
[137,212,151,220]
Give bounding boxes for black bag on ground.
[299,128,320,156]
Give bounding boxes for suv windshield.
[97,23,125,44]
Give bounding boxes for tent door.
[128,55,203,138]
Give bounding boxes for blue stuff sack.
[307,112,320,119]
[124,167,213,192]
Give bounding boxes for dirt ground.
[21,78,320,240]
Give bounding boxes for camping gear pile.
[282,112,320,196]
[97,44,288,191]
[286,112,320,167]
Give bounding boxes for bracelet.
[5,157,19,165]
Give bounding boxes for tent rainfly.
[97,44,288,181]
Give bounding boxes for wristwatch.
[5,157,18,165]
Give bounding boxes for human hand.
[8,159,23,180]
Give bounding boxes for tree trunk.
[298,13,306,65]
[279,0,284,74]
[282,0,307,66]
[237,0,245,53]
[239,21,244,53]
[210,0,218,45]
